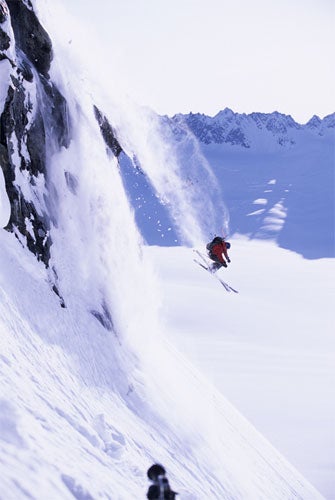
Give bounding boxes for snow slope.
[148,240,335,498]
[0,230,326,499]
[0,0,332,499]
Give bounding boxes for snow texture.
[149,241,335,499]
[0,0,333,499]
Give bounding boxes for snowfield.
[147,238,335,498]
[0,229,330,499]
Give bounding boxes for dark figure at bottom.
[146,464,177,499]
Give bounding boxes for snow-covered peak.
[213,106,235,120]
[322,112,335,128]
[169,108,334,150]
[306,114,322,128]
[305,112,335,136]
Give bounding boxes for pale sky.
[62,0,334,123]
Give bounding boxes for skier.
[146,464,177,499]
[206,236,231,272]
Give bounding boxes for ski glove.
[227,258,231,263]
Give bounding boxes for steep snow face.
[149,242,335,499]
[0,231,326,499]
[116,109,230,246]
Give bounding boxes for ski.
[193,250,239,294]
[219,279,238,294]
[193,249,210,266]
[194,259,235,292]
[193,259,210,272]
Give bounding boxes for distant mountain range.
[168,109,335,149]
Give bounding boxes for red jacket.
[210,241,229,264]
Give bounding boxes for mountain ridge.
[169,108,335,149]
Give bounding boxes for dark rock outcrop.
[6,0,52,77]
[0,0,9,23]
[0,0,70,266]
[93,105,123,158]
[0,28,10,51]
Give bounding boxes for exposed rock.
[40,75,71,149]
[0,72,49,265]
[225,127,250,148]
[0,1,9,23]
[6,0,53,77]
[0,1,70,267]
[93,105,123,157]
[0,27,10,50]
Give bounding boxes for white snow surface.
[0,230,328,500]
[0,163,10,228]
[147,240,335,499]
[0,59,12,117]
[0,1,333,499]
